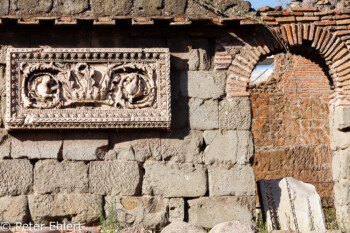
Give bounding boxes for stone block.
[134,0,162,16]
[34,160,88,194]
[111,131,161,162]
[204,131,253,165]
[89,161,141,196]
[57,0,89,15]
[164,0,186,15]
[188,49,210,71]
[219,98,252,130]
[91,0,132,16]
[188,196,255,228]
[160,129,203,163]
[333,106,350,130]
[329,111,350,150]
[189,99,219,130]
[120,227,149,233]
[332,148,350,181]
[0,196,28,224]
[63,132,108,161]
[333,179,350,207]
[161,222,207,233]
[0,159,33,197]
[185,0,209,17]
[0,0,9,15]
[169,198,184,222]
[142,161,207,197]
[105,196,168,230]
[0,129,10,159]
[180,71,226,99]
[12,0,53,14]
[259,177,326,232]
[209,221,256,233]
[28,194,101,225]
[209,165,255,196]
[203,130,221,145]
[11,132,62,159]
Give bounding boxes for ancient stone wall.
[250,54,333,207]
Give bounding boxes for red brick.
[303,24,309,40]
[229,91,250,97]
[319,32,332,53]
[262,16,275,21]
[311,27,322,48]
[332,47,347,61]
[296,16,320,21]
[316,29,327,50]
[333,15,350,20]
[336,19,350,24]
[291,7,318,12]
[315,21,336,25]
[309,23,316,40]
[297,23,303,45]
[276,16,296,22]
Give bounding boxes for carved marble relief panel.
[5,48,171,130]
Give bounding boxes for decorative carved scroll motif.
[6,48,171,129]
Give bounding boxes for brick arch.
[226,23,350,107]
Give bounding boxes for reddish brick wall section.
[250,55,333,206]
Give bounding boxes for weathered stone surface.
[188,49,200,71]
[209,165,255,196]
[333,106,350,130]
[161,222,207,233]
[189,99,219,130]
[219,98,252,130]
[333,179,350,207]
[89,161,141,196]
[57,0,88,15]
[164,0,186,15]
[105,196,168,230]
[188,49,210,71]
[34,160,88,194]
[0,196,28,224]
[28,194,101,225]
[134,0,162,16]
[160,129,203,163]
[180,71,226,99]
[142,161,207,197]
[185,0,209,17]
[0,160,33,197]
[169,198,184,222]
[0,129,10,159]
[0,0,9,15]
[203,130,221,145]
[332,148,350,181]
[209,221,256,233]
[120,227,149,233]
[111,131,161,162]
[188,196,255,228]
[11,132,62,159]
[91,0,132,16]
[204,131,253,165]
[259,177,326,232]
[335,204,350,230]
[12,0,53,14]
[330,111,350,150]
[63,133,108,161]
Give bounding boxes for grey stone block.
[0,195,28,224]
[89,161,141,196]
[0,0,9,15]
[209,165,255,196]
[57,0,89,15]
[134,0,162,16]
[334,179,350,207]
[180,71,226,99]
[333,148,350,181]
[28,194,101,225]
[161,129,203,163]
[13,0,53,14]
[187,196,255,228]
[189,99,219,130]
[105,196,168,230]
[142,161,207,197]
[164,0,186,15]
[169,198,184,222]
[91,0,132,16]
[161,222,207,233]
[334,106,350,130]
[11,132,62,159]
[111,131,161,162]
[34,160,88,194]
[203,130,221,145]
[63,133,108,161]
[0,129,10,159]
[330,111,350,150]
[0,160,33,197]
[204,131,253,165]
[219,98,252,130]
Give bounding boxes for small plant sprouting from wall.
[100,199,123,233]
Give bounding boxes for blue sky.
[250,0,292,10]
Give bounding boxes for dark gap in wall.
[200,139,207,153]
[57,143,63,162]
[29,159,39,166]
[137,163,145,196]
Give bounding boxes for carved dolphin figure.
[35,75,58,99]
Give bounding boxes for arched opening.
[249,51,334,208]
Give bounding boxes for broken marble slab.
[258,177,326,233]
